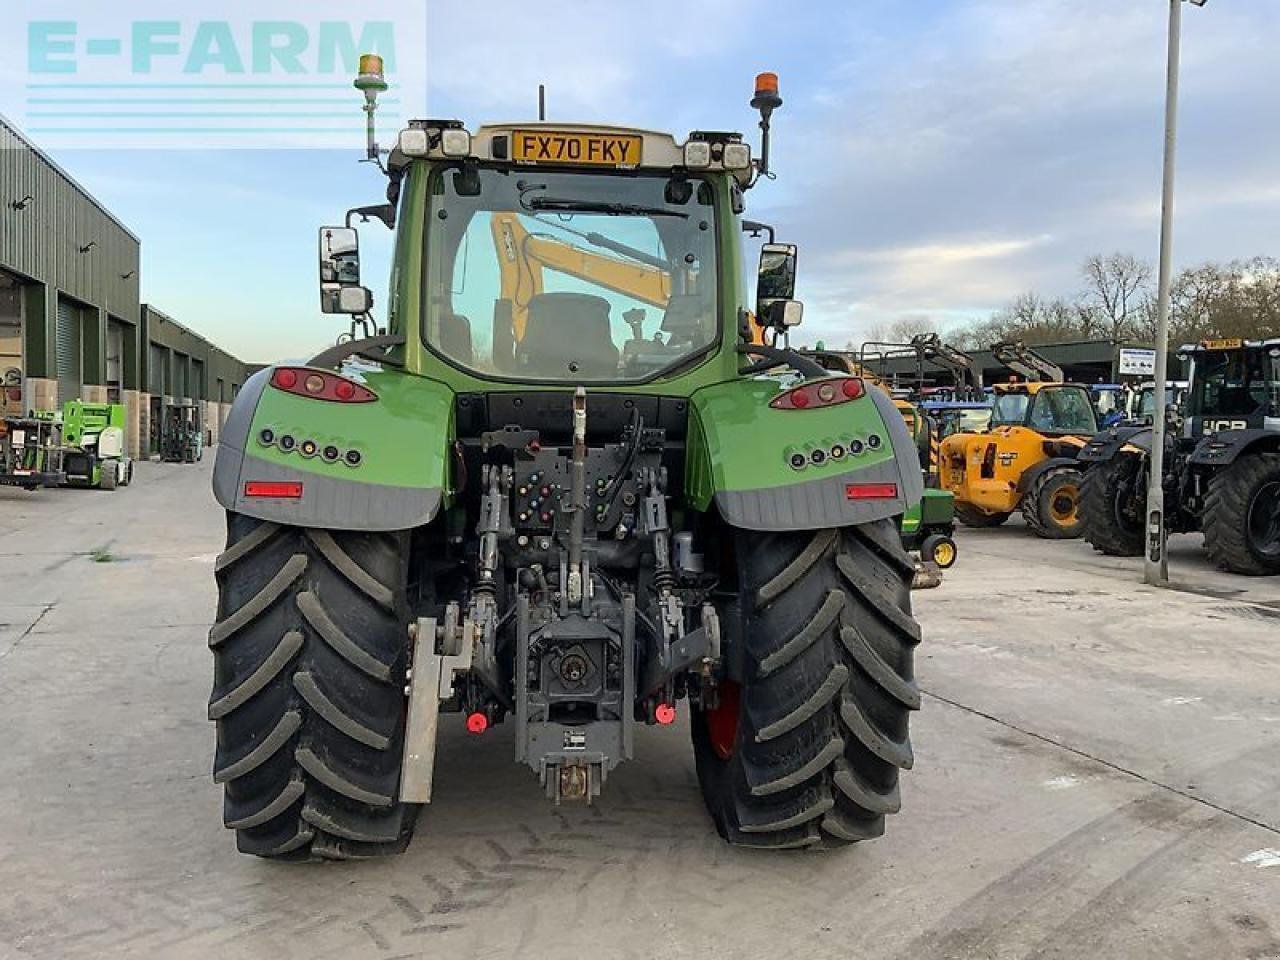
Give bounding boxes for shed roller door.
[55,299,82,406]
[148,344,164,395]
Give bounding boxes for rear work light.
[270,367,377,403]
[244,480,304,499]
[845,483,898,500]
[770,376,865,410]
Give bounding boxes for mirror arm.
[345,203,396,230]
[742,219,776,244]
[736,343,826,380]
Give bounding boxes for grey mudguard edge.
[211,369,441,532]
[215,450,442,531]
[714,387,925,532]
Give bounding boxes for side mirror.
[757,242,801,330]
[318,226,371,314]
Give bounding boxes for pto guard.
[688,379,923,531]
[212,365,451,531]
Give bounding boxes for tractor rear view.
[1079,338,1280,574]
[206,64,926,860]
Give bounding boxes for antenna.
[538,84,546,121]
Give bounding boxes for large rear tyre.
[209,513,417,860]
[955,504,1010,528]
[1080,457,1145,556]
[1021,467,1084,539]
[1203,453,1280,576]
[692,520,920,849]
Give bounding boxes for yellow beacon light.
[354,54,389,161]
[355,54,388,95]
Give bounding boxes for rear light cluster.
[270,366,376,403]
[786,433,883,471]
[770,376,865,411]
[257,427,363,467]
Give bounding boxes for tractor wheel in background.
[692,520,920,848]
[1079,457,1145,556]
[921,533,957,569]
[122,461,134,486]
[1203,453,1280,576]
[1022,467,1083,539]
[100,463,118,491]
[209,513,418,859]
[955,504,1011,528]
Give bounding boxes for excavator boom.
[491,213,672,340]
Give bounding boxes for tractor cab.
[1179,338,1280,441]
[989,382,1098,437]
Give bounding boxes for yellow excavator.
[480,211,737,380]
[938,341,1098,538]
[491,213,672,338]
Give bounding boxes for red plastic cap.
[466,712,488,734]
[655,703,677,725]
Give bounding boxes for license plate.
[1202,338,1243,350]
[511,130,642,167]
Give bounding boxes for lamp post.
[1144,0,1206,586]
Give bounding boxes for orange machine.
[939,381,1098,538]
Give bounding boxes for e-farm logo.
[18,3,425,149]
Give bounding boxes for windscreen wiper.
[528,197,689,219]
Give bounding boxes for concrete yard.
[1,460,1278,960]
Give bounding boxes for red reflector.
[274,368,298,389]
[466,712,488,734]
[845,483,898,500]
[655,703,676,725]
[334,380,356,401]
[244,480,303,499]
[842,378,865,399]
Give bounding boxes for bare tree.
[862,315,940,345]
[1080,253,1153,341]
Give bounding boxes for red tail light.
[270,366,376,403]
[244,480,303,499]
[845,483,898,500]
[770,377,864,410]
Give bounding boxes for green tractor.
[208,65,924,860]
[60,401,132,490]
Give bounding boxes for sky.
[1,0,1277,362]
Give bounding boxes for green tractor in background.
[208,63,924,860]
[60,401,132,491]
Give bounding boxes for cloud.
[765,0,1280,343]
